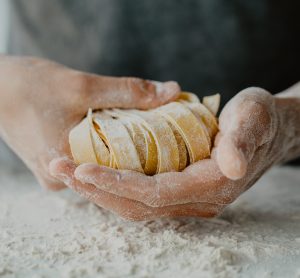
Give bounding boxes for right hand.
[0,55,180,190]
[50,88,292,221]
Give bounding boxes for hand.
[0,55,180,190]
[51,87,292,220]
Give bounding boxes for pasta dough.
[69,92,220,174]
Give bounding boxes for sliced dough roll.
[69,92,220,174]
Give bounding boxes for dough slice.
[157,102,210,163]
[87,109,110,166]
[111,109,158,175]
[168,123,188,171]
[202,94,221,116]
[142,125,159,175]
[122,120,147,169]
[104,109,147,169]
[69,117,97,164]
[129,110,180,174]
[93,113,144,173]
[181,101,219,139]
[178,92,219,144]
[178,92,200,103]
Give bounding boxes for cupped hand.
[0,55,180,190]
[50,87,292,220]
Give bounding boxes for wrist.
[274,96,300,162]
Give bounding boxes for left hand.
[0,56,180,191]
[50,87,290,220]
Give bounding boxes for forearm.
[277,81,300,98]
[275,82,300,162]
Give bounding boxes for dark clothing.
[9,1,300,107]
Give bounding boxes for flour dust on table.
[0,159,300,277]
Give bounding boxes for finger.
[50,158,223,220]
[75,73,181,110]
[35,172,66,191]
[216,87,276,180]
[74,160,238,207]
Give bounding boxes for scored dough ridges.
[69,93,220,174]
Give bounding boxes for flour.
[0,155,300,277]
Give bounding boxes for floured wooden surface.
[0,154,300,277]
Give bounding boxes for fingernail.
[75,164,115,181]
[233,149,248,179]
[75,164,98,178]
[217,140,248,180]
[153,81,181,100]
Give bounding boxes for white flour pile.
[0,146,300,277]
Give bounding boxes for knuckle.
[68,72,92,96]
[80,187,98,202]
[144,196,165,208]
[64,73,98,111]
[65,71,97,103]
[250,101,276,139]
[238,87,273,109]
[237,97,273,129]
[125,78,156,108]
[125,77,143,93]
[252,100,271,117]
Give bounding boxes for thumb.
[216,87,276,180]
[78,74,181,110]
